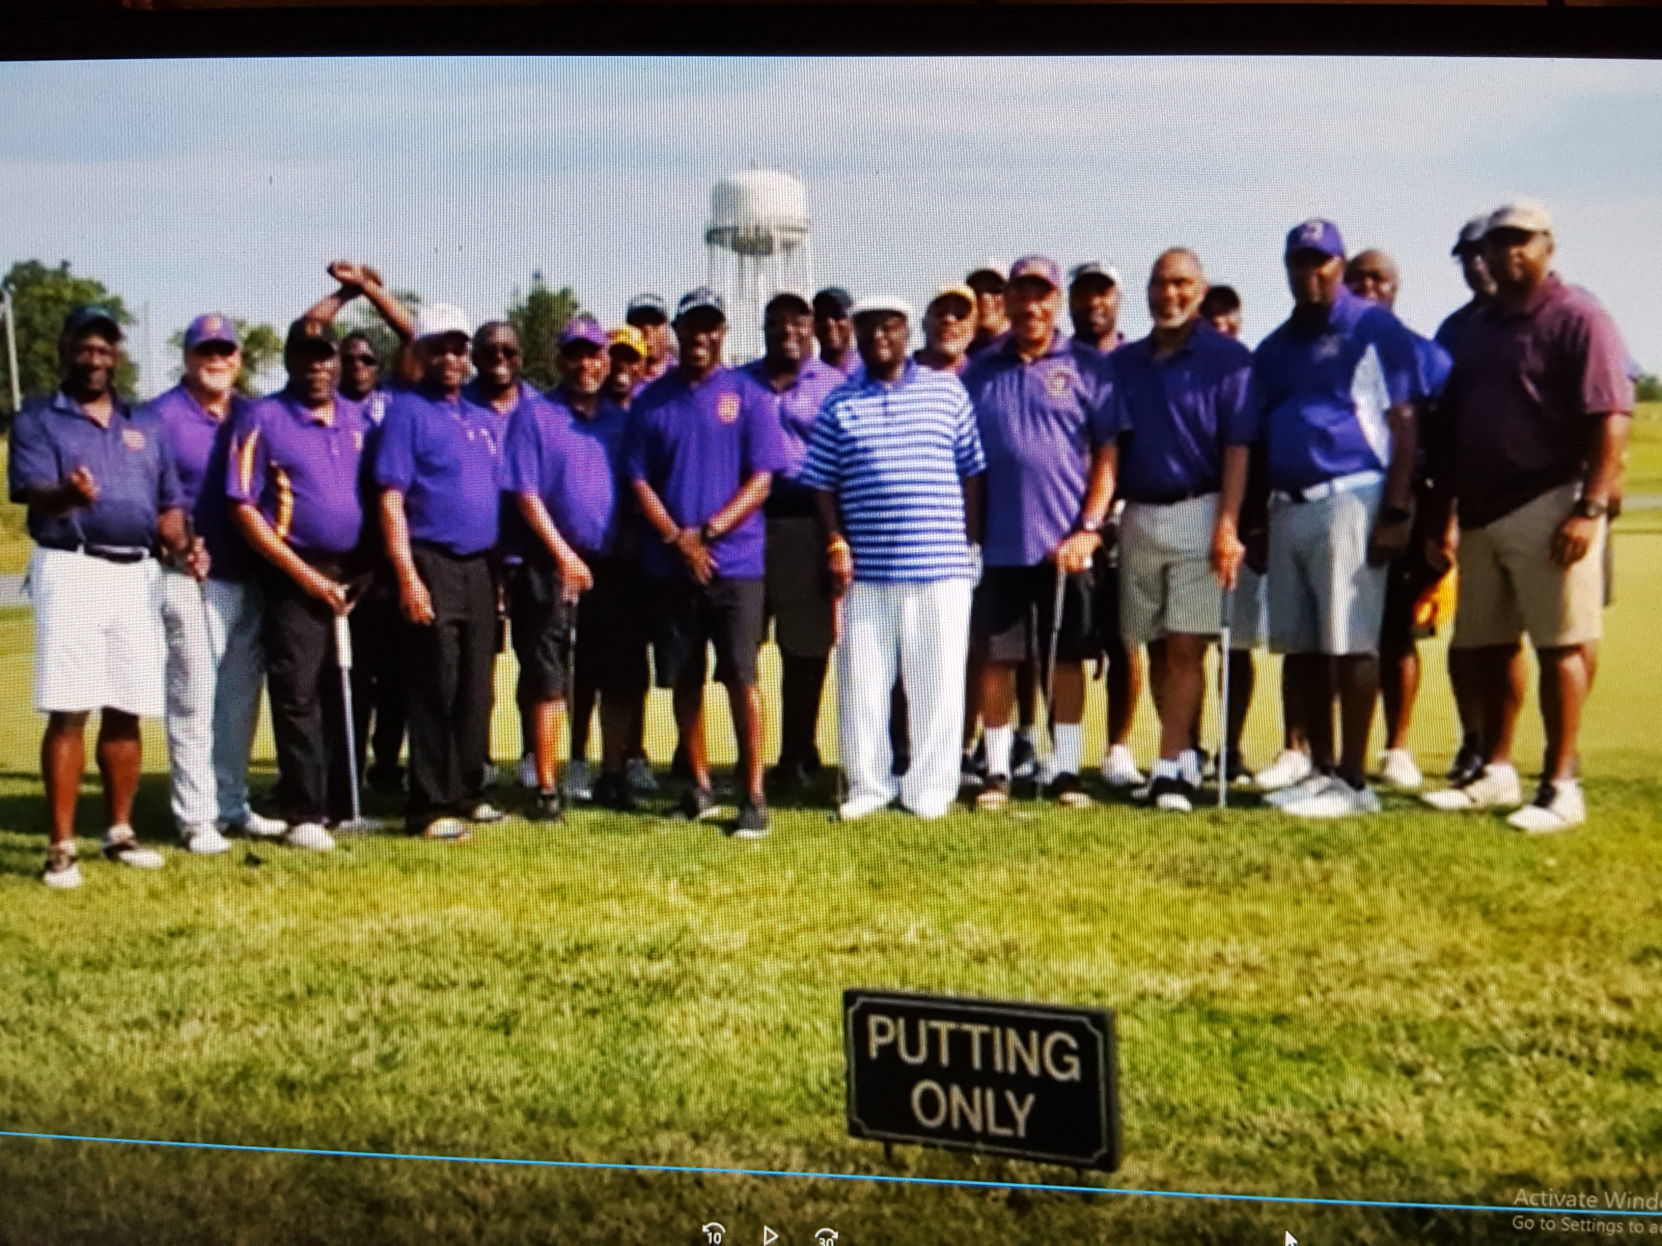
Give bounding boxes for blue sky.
[3,55,1658,393]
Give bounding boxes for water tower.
[705,165,815,361]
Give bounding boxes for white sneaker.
[1507,782,1586,834]
[838,794,892,823]
[517,753,538,790]
[1255,749,1313,793]
[1100,744,1144,789]
[1378,748,1424,791]
[1281,777,1382,818]
[1179,749,1204,788]
[102,825,164,869]
[625,758,659,793]
[181,824,231,855]
[43,841,82,889]
[224,811,287,839]
[565,758,594,801]
[1421,764,1523,812]
[469,801,506,824]
[284,822,335,852]
[1263,771,1332,808]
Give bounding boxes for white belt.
[1274,469,1384,505]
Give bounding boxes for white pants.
[30,546,165,718]
[838,577,972,818]
[161,572,266,830]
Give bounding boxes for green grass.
[1,548,1661,1241]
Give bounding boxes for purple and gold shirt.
[227,391,370,556]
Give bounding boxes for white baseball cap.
[849,295,915,323]
[1486,199,1554,237]
[414,302,472,341]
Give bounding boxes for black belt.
[39,540,151,565]
[1127,488,1218,507]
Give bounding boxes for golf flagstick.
[830,593,847,822]
[1217,586,1234,810]
[333,611,374,831]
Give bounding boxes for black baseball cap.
[285,318,339,356]
[812,287,854,318]
[62,304,123,342]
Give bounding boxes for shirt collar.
[999,329,1070,364]
[51,388,129,425]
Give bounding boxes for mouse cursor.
[1285,1233,1298,1246]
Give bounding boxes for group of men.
[10,197,1633,888]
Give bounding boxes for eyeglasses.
[192,342,239,359]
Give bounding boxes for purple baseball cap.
[558,315,608,350]
[1008,255,1063,290]
[1284,218,1345,261]
[184,312,241,351]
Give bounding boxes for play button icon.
[762,1229,779,1245]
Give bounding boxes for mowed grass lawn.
[0,456,1660,1242]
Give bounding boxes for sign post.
[844,989,1120,1171]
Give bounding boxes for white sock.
[1152,758,1181,780]
[984,725,1014,777]
[1052,723,1083,776]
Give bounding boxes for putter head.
[242,848,263,867]
[332,817,381,834]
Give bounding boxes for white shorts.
[30,546,166,718]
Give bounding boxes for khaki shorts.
[1266,480,1388,657]
[1228,564,1268,651]
[1451,482,1605,650]
[1118,495,1224,645]
[764,515,835,658]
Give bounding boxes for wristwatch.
[1573,497,1609,520]
[1073,516,1104,537]
[699,522,720,544]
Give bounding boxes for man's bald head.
[1147,247,1208,332]
[1344,249,1400,310]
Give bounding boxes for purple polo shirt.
[821,349,861,379]
[624,365,790,579]
[375,384,505,557]
[1248,289,1420,494]
[1070,331,1125,360]
[502,390,630,561]
[9,390,184,552]
[962,332,1116,567]
[148,384,252,580]
[1109,322,1255,504]
[227,391,370,557]
[739,356,844,518]
[1442,275,1634,529]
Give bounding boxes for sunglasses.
[192,342,239,359]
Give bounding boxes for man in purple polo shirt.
[1424,200,1633,833]
[1343,248,1454,794]
[1249,218,1421,819]
[228,321,372,852]
[1112,249,1255,813]
[504,316,644,817]
[604,326,648,409]
[1069,260,1144,790]
[964,255,1118,810]
[813,287,860,378]
[744,290,845,791]
[12,305,198,888]
[149,313,285,855]
[626,288,789,838]
[1434,215,1515,788]
[377,303,507,841]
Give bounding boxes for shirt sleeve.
[796,395,842,493]
[7,405,59,503]
[1220,353,1259,448]
[1368,312,1421,407]
[225,405,268,507]
[1086,354,1120,446]
[1416,337,1453,404]
[501,404,541,497]
[154,422,185,512]
[1574,304,1636,416]
[373,397,418,492]
[741,384,791,476]
[951,383,987,478]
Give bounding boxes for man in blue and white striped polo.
[799,296,987,821]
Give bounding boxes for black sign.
[843,989,1120,1171]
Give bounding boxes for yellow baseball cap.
[928,283,977,312]
[608,325,647,359]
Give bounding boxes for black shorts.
[971,562,1098,666]
[1091,544,1126,653]
[650,575,766,689]
[576,558,650,697]
[507,561,575,702]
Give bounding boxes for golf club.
[1043,560,1066,761]
[333,610,377,832]
[1218,586,1234,811]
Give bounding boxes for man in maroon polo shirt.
[1425,200,1633,833]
